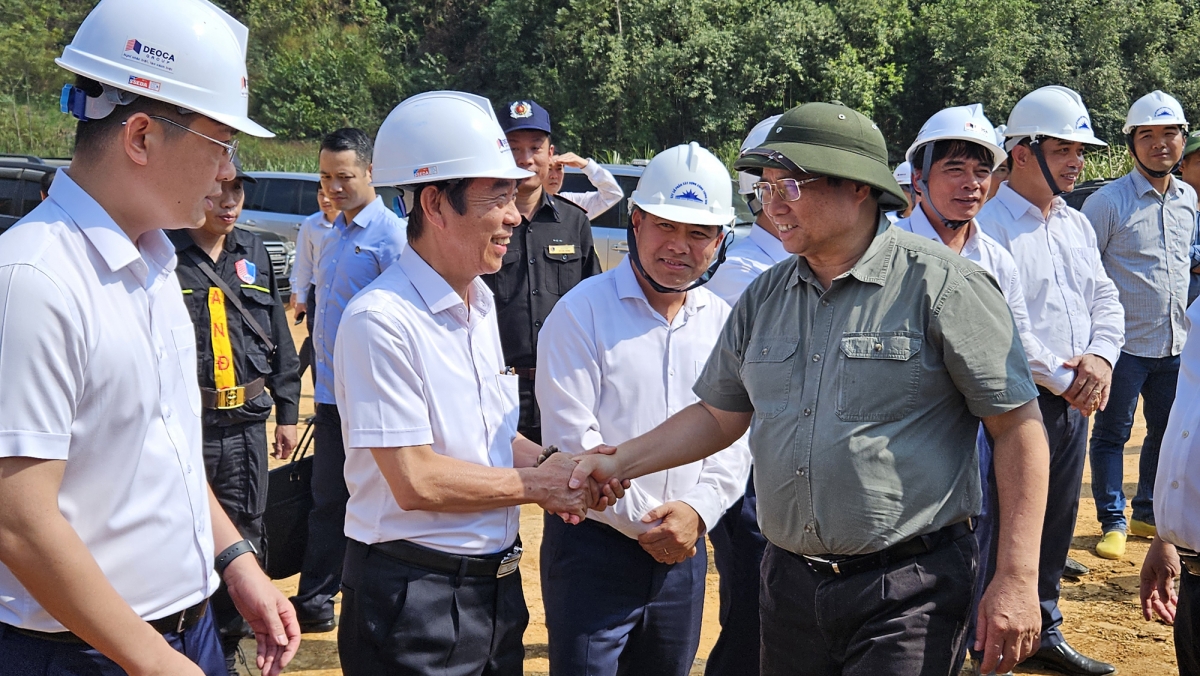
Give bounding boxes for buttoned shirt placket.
[1042,207,1091,359]
[791,269,838,544]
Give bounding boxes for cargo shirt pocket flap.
[840,333,922,361]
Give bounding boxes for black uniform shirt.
[169,227,301,428]
[482,191,603,368]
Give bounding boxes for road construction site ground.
[240,313,1178,675]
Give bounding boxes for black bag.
[264,418,315,580]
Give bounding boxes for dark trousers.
[0,605,225,675]
[338,539,528,676]
[517,374,541,444]
[1179,567,1200,676]
[1089,353,1180,531]
[705,472,765,676]
[293,403,349,621]
[541,515,706,676]
[759,533,977,676]
[202,420,269,657]
[980,389,1087,649]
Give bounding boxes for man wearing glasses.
[569,101,1050,676]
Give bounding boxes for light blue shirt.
[1081,170,1196,357]
[313,196,407,404]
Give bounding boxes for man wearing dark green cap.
[568,102,1050,676]
[1178,130,1200,306]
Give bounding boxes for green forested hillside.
[2,0,1197,168]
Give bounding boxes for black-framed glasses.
[135,115,239,160]
[752,176,823,204]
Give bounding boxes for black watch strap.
[215,539,257,577]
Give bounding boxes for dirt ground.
[241,314,1180,675]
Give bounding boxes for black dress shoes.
[1026,641,1116,675]
[297,615,336,633]
[1063,557,1091,579]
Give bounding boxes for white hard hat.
[629,142,735,227]
[1123,90,1188,134]
[372,91,533,187]
[55,0,272,137]
[906,104,1007,170]
[892,161,912,186]
[738,115,782,195]
[1003,85,1107,150]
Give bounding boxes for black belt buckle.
[1180,550,1200,576]
[496,546,522,578]
[802,554,843,575]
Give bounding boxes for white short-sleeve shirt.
[0,171,217,631]
[535,258,752,539]
[335,246,520,555]
[1154,297,1200,552]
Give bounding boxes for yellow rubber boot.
[1095,531,1127,560]
[1129,519,1157,539]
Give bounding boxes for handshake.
[527,445,627,524]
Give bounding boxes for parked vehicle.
[560,162,754,270]
[242,171,404,243]
[0,159,57,235]
[1063,177,1118,211]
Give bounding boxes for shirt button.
[761,348,769,356]
[874,343,883,352]
[804,523,814,533]
[534,320,542,328]
[532,289,539,295]
[803,408,812,416]
[1184,430,1190,438]
[821,299,830,306]
[669,370,675,376]
[163,406,173,418]
[1173,481,1181,489]
[812,354,821,362]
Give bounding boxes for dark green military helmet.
[733,101,908,208]
[1185,130,1200,159]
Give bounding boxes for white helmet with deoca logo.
[372,91,533,187]
[56,0,273,137]
[629,142,736,227]
[1003,85,1106,196]
[1123,90,1188,134]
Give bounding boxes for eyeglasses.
[133,115,239,160]
[752,176,823,204]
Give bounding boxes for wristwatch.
[214,539,258,577]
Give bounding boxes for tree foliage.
[7,0,1200,162]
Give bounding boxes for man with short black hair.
[291,127,407,632]
[482,100,601,445]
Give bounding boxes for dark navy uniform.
[169,227,300,659]
[482,192,601,443]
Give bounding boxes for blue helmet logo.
[670,181,708,204]
[1076,115,1092,131]
[1154,106,1176,119]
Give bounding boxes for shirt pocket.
[238,286,277,375]
[171,324,203,417]
[1069,246,1098,288]
[836,332,922,423]
[542,245,584,296]
[741,335,800,419]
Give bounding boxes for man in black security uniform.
[483,100,602,444]
[169,159,301,676]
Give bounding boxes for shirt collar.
[905,206,981,256]
[530,190,561,223]
[791,215,896,289]
[398,246,494,318]
[615,256,707,318]
[168,225,249,258]
[49,169,175,280]
[748,224,790,264]
[336,195,385,231]
[993,182,1066,224]
[1129,167,1185,199]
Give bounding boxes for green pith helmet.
[733,101,907,209]
[1185,130,1200,159]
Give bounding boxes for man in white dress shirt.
[702,114,784,676]
[0,1,299,674]
[976,85,1125,676]
[537,142,751,676]
[333,91,622,676]
[1140,292,1200,676]
[546,151,625,220]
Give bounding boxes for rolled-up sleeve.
[0,265,82,460]
[334,307,432,450]
[931,268,1039,418]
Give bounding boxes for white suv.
[241,171,404,243]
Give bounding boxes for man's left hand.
[638,501,702,564]
[1063,354,1112,414]
[273,425,297,460]
[975,572,1041,675]
[223,554,301,676]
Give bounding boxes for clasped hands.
[534,445,629,523]
[1062,354,1112,416]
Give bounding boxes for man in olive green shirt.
[571,102,1050,676]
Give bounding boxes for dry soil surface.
[237,315,1179,675]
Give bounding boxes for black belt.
[512,367,536,380]
[6,598,209,645]
[370,539,522,579]
[1180,548,1200,577]
[200,377,265,410]
[800,521,974,577]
